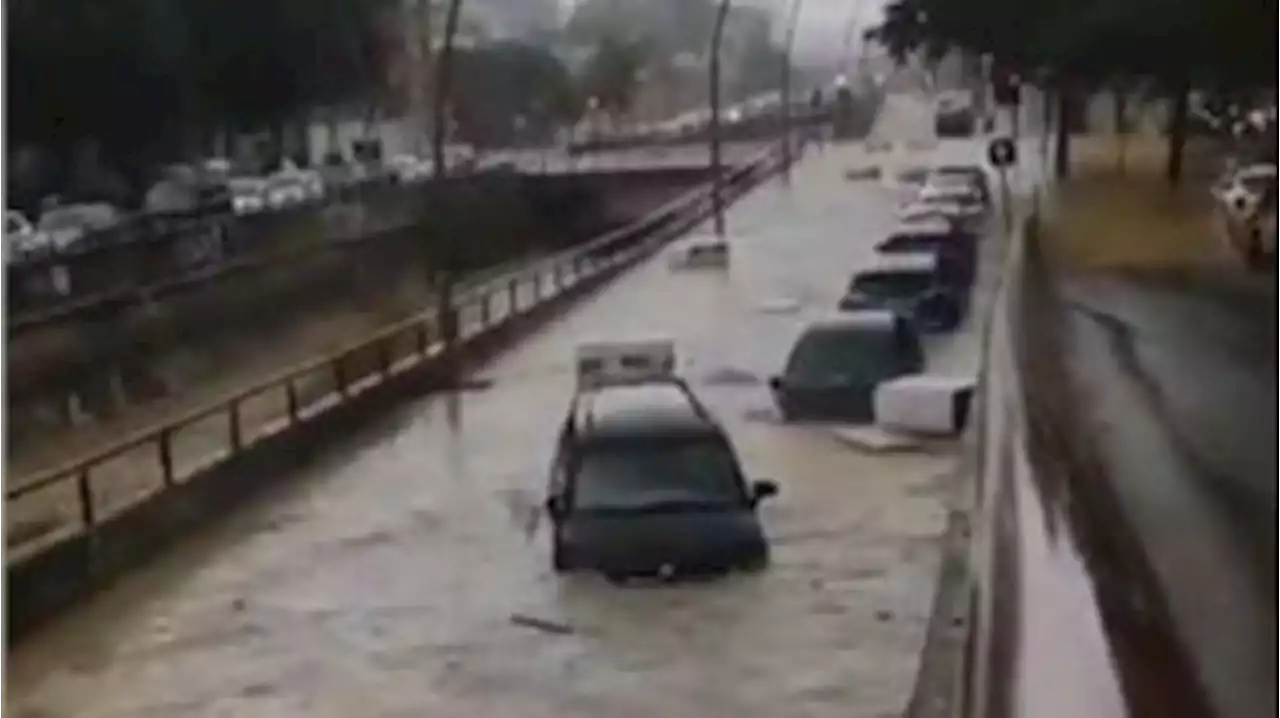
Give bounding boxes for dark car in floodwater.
[547,380,777,580]
[839,253,967,332]
[876,218,978,287]
[769,311,924,423]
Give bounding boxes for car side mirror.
[768,376,782,391]
[751,480,779,504]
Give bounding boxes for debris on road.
[509,613,575,636]
[829,426,929,454]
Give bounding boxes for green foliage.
[9,0,396,158]
[452,42,582,147]
[868,0,1275,93]
[580,36,651,116]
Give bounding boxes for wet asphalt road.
[9,96,1003,718]
[1055,268,1277,718]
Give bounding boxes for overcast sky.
[555,0,888,66]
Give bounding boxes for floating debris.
[509,614,575,635]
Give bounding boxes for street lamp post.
[432,0,465,181]
[780,0,805,183]
[708,0,732,240]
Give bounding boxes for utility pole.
[779,0,805,183]
[708,0,732,240]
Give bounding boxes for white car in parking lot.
[388,154,434,183]
[229,177,270,215]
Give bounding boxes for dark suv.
[769,311,925,423]
[546,380,778,580]
[839,253,967,332]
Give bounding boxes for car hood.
[561,507,765,575]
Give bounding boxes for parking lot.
[9,96,1011,718]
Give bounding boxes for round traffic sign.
[988,137,1017,168]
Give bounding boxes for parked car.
[229,177,270,216]
[934,93,977,137]
[668,236,730,270]
[769,311,925,423]
[839,253,966,332]
[876,219,977,287]
[4,210,45,263]
[388,154,433,183]
[36,202,124,251]
[265,170,310,209]
[546,340,777,579]
[929,164,991,204]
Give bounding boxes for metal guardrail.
[5,145,785,566]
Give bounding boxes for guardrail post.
[509,277,520,315]
[286,381,299,423]
[416,321,430,356]
[228,401,243,453]
[77,468,96,532]
[334,356,349,397]
[378,335,392,376]
[159,428,175,486]
[479,293,491,328]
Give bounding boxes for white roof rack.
[575,338,677,391]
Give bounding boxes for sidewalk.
[1025,132,1276,718]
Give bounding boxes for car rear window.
[852,271,933,297]
[784,326,915,385]
[573,438,745,511]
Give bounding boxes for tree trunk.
[1115,89,1129,174]
[1054,88,1072,181]
[1166,80,1190,188]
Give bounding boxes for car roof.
[804,310,900,333]
[572,381,719,441]
[859,252,939,274]
[891,218,959,236]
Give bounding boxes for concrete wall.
[6,168,710,448]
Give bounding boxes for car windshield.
[784,326,910,384]
[573,438,745,512]
[853,271,933,297]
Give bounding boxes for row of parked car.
[542,166,991,580]
[3,148,478,267]
[770,163,989,423]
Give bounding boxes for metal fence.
[5,145,785,567]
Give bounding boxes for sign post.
[987,136,1018,237]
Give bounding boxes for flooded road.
[9,97,1003,718]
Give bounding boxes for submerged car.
[769,311,925,423]
[547,340,777,580]
[876,218,977,287]
[840,253,966,332]
[669,236,730,270]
